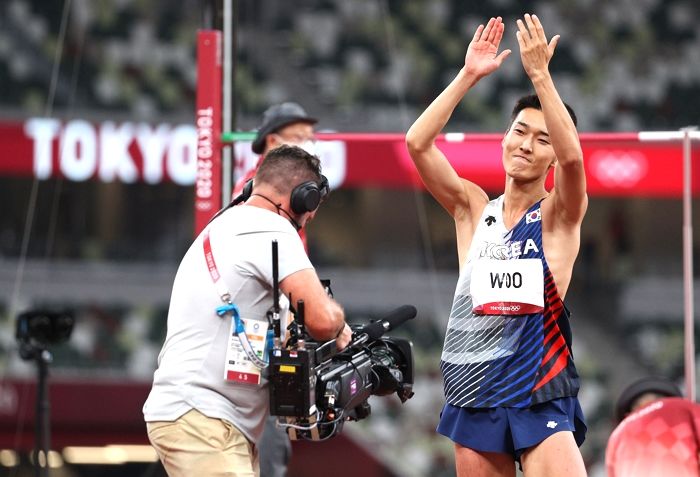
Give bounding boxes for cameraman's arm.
[280,269,347,344]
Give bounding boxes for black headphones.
[290,176,329,214]
[235,175,329,213]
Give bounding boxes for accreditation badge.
[223,317,269,385]
[470,258,544,315]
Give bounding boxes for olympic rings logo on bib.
[473,301,543,315]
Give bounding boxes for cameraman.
[143,145,352,477]
[238,102,318,477]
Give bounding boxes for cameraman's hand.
[335,323,352,351]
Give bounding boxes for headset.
[289,175,330,214]
[238,175,329,213]
[210,175,329,224]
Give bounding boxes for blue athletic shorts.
[436,396,587,461]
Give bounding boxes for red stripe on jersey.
[543,324,558,347]
[535,268,571,392]
[541,334,566,364]
[534,340,568,391]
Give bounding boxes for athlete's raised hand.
[516,13,558,81]
[464,16,512,79]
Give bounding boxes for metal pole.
[34,350,51,477]
[222,0,233,205]
[640,128,700,400]
[194,31,223,235]
[682,127,697,401]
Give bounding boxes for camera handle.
[295,300,306,350]
[271,240,282,348]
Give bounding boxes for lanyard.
[203,229,268,369]
[204,229,231,302]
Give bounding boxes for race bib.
[470,258,544,315]
[224,317,269,385]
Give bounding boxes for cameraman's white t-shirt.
[143,205,312,443]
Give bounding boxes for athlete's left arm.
[517,13,587,224]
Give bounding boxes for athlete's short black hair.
[509,94,578,127]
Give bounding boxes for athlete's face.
[501,108,557,181]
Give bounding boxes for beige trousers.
[147,409,259,477]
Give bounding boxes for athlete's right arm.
[405,17,510,217]
[405,69,482,217]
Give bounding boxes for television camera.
[265,244,416,441]
[16,309,74,359]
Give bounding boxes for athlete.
[406,15,588,477]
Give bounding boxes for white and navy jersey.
[440,195,579,408]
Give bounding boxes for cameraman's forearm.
[306,301,346,341]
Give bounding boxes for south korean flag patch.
[526,208,542,224]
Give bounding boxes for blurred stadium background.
[1,0,699,476]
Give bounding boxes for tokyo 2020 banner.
[1,118,697,198]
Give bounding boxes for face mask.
[296,140,317,156]
[272,133,317,155]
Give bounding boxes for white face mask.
[271,131,317,156]
[296,139,317,156]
